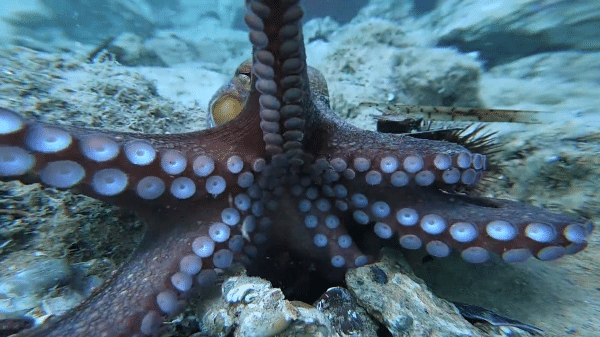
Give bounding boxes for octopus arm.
[343,180,592,264]
[15,200,253,337]
[0,107,265,209]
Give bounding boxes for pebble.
[0,258,71,314]
[314,287,378,337]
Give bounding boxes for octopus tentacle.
[18,202,249,337]
[246,0,313,165]
[337,178,591,263]
[0,107,265,205]
[0,105,271,335]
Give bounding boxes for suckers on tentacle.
[210,47,592,276]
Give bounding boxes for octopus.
[0,0,593,336]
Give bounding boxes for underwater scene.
[0,0,598,336]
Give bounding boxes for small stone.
[0,258,72,315]
[314,287,378,337]
[370,266,388,284]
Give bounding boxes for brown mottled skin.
[1,0,592,336]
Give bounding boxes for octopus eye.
[210,95,244,126]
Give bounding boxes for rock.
[281,301,333,337]
[454,302,543,335]
[390,46,483,107]
[0,316,35,336]
[2,0,155,46]
[314,287,378,337]
[346,250,540,337]
[307,18,484,124]
[0,0,251,63]
[0,258,71,314]
[143,30,199,66]
[201,275,332,336]
[476,51,600,213]
[40,292,85,317]
[145,21,250,69]
[482,51,600,114]
[346,249,483,337]
[419,0,600,67]
[0,258,70,296]
[303,17,341,44]
[107,32,166,67]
